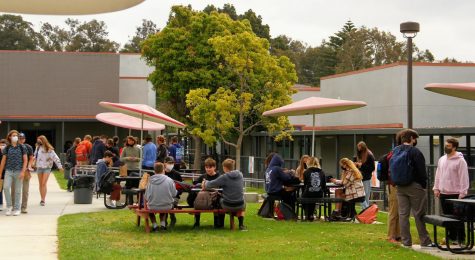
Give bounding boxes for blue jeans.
[3,169,23,210]
[361,180,371,209]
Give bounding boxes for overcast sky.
[9,0,475,61]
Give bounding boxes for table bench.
[422,214,465,252]
[129,206,242,233]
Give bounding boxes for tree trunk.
[192,135,202,172]
[235,144,241,171]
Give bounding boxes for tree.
[239,9,270,40]
[0,14,40,50]
[121,19,158,53]
[39,22,69,51]
[186,30,297,169]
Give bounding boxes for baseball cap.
[164,156,175,163]
[19,133,26,138]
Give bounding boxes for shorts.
[37,168,52,174]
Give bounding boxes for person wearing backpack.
[97,151,121,207]
[15,133,34,213]
[433,138,469,244]
[302,157,326,222]
[0,130,28,216]
[168,136,184,171]
[33,135,63,206]
[355,141,375,210]
[203,159,247,230]
[90,135,107,165]
[76,135,92,165]
[156,135,168,163]
[390,129,434,248]
[265,153,299,211]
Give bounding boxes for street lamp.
[400,22,420,129]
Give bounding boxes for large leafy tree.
[186,29,297,169]
[121,19,158,53]
[0,14,40,50]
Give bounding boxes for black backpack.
[98,171,115,194]
[377,152,391,181]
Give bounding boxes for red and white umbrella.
[425,82,475,101]
[96,112,165,131]
[263,96,367,156]
[0,0,144,15]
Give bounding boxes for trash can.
[74,175,95,204]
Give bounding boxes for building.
[0,50,155,151]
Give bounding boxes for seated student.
[203,159,246,230]
[190,158,223,228]
[145,162,177,231]
[96,151,122,207]
[164,156,183,227]
[329,158,366,221]
[265,153,299,210]
[302,157,326,221]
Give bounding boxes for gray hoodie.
[145,174,177,210]
[205,170,244,204]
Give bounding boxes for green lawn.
[53,170,68,190]
[57,203,441,260]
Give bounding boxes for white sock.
[160,220,166,227]
[153,223,158,228]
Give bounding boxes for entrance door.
[18,129,55,149]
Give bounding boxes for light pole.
[400,22,419,129]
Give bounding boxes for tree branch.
[243,120,262,135]
[218,132,237,148]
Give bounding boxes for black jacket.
[166,169,183,182]
[360,153,375,181]
[194,172,221,185]
[302,167,326,198]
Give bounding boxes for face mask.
[11,136,18,143]
[166,164,174,171]
[0,145,5,149]
[37,141,43,146]
[444,148,453,154]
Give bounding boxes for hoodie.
[433,152,470,198]
[264,154,293,194]
[145,174,177,210]
[205,170,244,204]
[91,139,106,165]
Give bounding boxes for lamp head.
[400,22,420,38]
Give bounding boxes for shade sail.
[262,97,367,117]
[0,0,144,15]
[96,113,165,131]
[99,101,186,128]
[425,82,475,101]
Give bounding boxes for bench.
[130,206,243,233]
[423,214,464,251]
[296,197,346,221]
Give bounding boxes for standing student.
[433,138,469,244]
[76,135,92,165]
[168,136,184,170]
[66,138,81,192]
[0,130,28,216]
[355,141,375,210]
[0,139,7,210]
[142,135,157,170]
[16,133,34,213]
[156,135,168,163]
[120,136,141,188]
[34,135,64,206]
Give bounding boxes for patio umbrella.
[0,0,144,15]
[263,96,367,156]
[96,112,165,135]
[99,101,185,174]
[425,82,475,101]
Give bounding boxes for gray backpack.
[194,191,219,210]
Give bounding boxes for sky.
[7,0,475,61]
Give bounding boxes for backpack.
[356,203,379,224]
[194,191,219,210]
[377,152,391,181]
[258,196,274,218]
[75,142,88,161]
[389,146,414,186]
[98,170,115,194]
[274,202,297,220]
[174,145,184,164]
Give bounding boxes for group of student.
[0,130,63,216]
[263,141,375,222]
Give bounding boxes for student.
[168,136,183,170]
[156,135,168,163]
[66,138,81,192]
[163,156,183,227]
[145,162,177,231]
[97,151,121,207]
[33,135,64,206]
[0,139,7,210]
[203,159,247,230]
[142,135,157,170]
[16,133,34,213]
[91,135,107,165]
[296,155,310,181]
[120,136,141,188]
[75,135,92,165]
[301,157,326,221]
[0,130,28,216]
[265,153,299,210]
[355,141,375,210]
[330,158,365,220]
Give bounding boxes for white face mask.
[11,136,18,143]
[166,164,174,171]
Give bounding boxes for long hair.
[357,141,372,164]
[264,152,276,169]
[37,135,54,152]
[340,158,362,180]
[306,157,321,169]
[296,155,310,180]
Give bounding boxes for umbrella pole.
[312,113,315,157]
[139,114,144,176]
[129,129,131,136]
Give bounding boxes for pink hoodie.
[433,152,469,198]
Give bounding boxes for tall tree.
[121,19,158,53]
[39,22,69,51]
[0,14,40,50]
[239,9,270,40]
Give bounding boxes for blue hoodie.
[265,154,292,194]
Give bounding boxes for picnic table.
[446,199,475,254]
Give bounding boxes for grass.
[53,170,68,190]
[58,203,441,260]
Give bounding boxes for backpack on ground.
[274,202,297,220]
[194,191,219,210]
[258,196,274,218]
[98,171,115,194]
[75,143,88,161]
[377,152,392,181]
[389,146,414,186]
[356,203,379,224]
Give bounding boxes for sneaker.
[239,225,248,231]
[21,209,28,214]
[421,243,436,248]
[160,226,167,231]
[40,201,45,206]
[5,208,12,216]
[13,210,21,216]
[110,200,117,208]
[152,226,159,232]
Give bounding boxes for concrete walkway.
[0,173,106,260]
